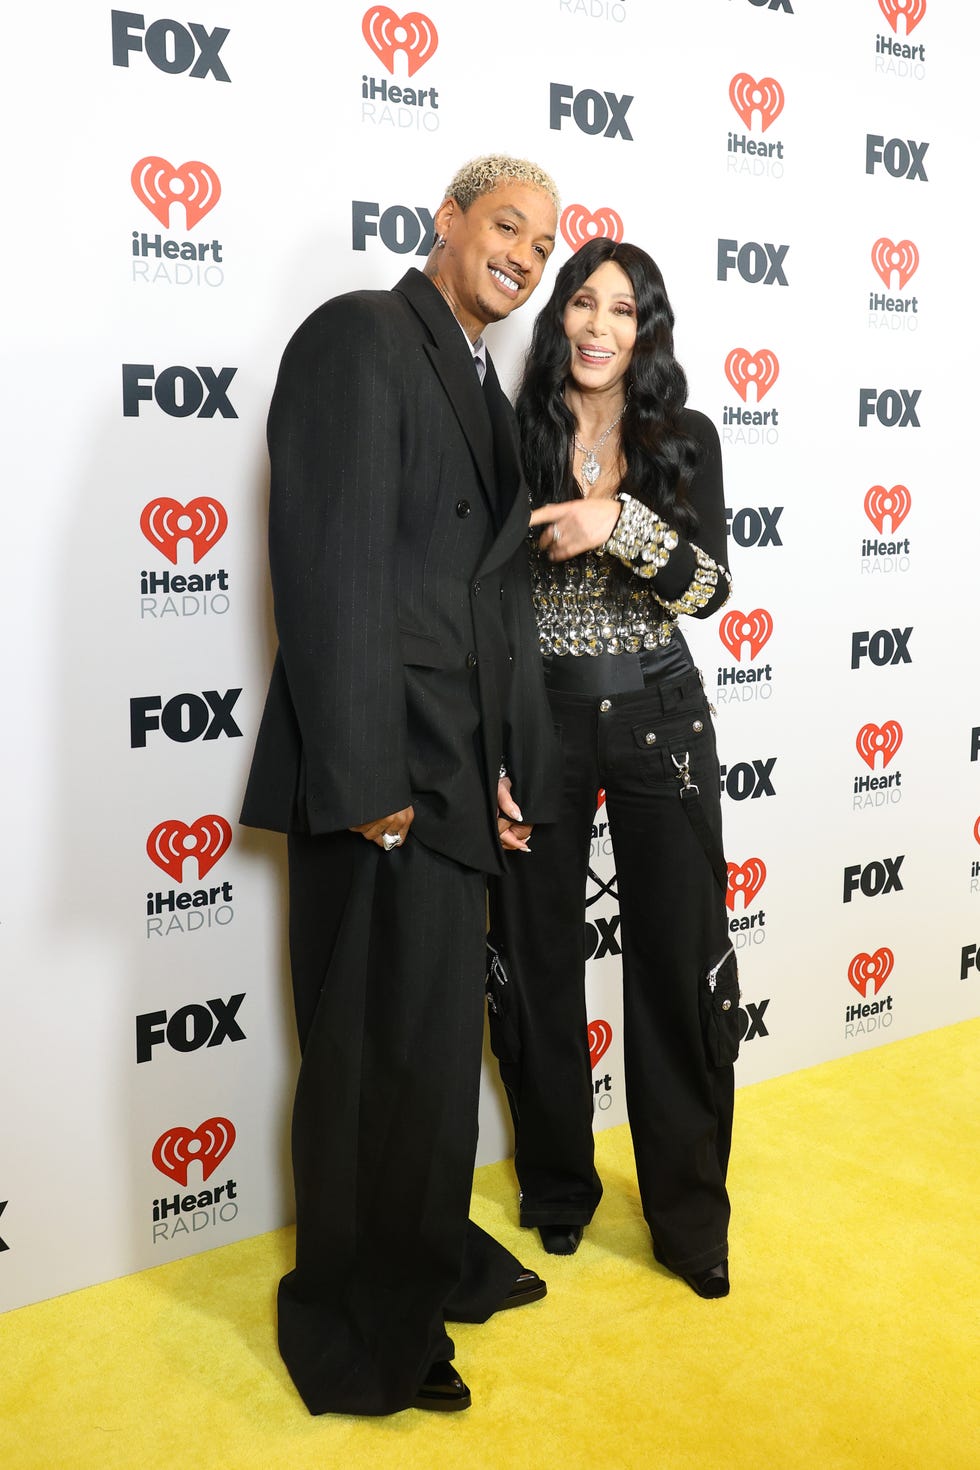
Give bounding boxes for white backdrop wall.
[2,0,977,1312]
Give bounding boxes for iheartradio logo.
[879,0,926,36]
[132,157,221,230]
[147,815,233,881]
[726,858,766,911]
[864,484,911,535]
[719,608,773,661]
[729,74,785,132]
[871,238,919,291]
[588,1019,612,1069]
[596,788,606,809]
[560,205,624,252]
[152,1117,236,1185]
[140,497,228,564]
[362,7,438,75]
[848,948,894,997]
[856,721,903,771]
[725,348,779,403]
[974,816,980,846]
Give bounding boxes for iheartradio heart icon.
[864,484,911,535]
[855,721,903,771]
[871,238,919,291]
[152,1117,236,1186]
[146,815,233,881]
[724,348,779,403]
[847,948,894,997]
[362,7,438,76]
[879,0,926,36]
[131,157,221,230]
[726,858,766,912]
[974,816,980,846]
[140,497,228,565]
[588,1019,612,1069]
[729,74,785,132]
[718,608,773,661]
[560,205,625,252]
[596,788,606,809]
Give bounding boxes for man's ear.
[432,196,457,240]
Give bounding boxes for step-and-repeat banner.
[2,0,977,1311]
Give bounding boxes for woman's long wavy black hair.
[517,237,699,536]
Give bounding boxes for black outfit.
[241,269,558,1415]
[489,409,738,1275]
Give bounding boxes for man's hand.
[350,806,415,850]
[497,776,532,853]
[530,498,622,562]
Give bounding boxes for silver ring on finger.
[381,831,402,852]
[552,524,561,545]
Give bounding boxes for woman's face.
[562,259,637,396]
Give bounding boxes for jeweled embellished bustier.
[532,493,731,657]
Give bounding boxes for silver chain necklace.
[573,399,628,489]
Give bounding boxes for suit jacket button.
[466,652,478,669]
[456,499,471,518]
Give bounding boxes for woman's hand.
[497,776,532,852]
[530,499,622,562]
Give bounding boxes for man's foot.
[499,1268,548,1309]
[412,1359,472,1412]
[538,1224,584,1255]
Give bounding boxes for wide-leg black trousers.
[280,829,521,1416]
[489,663,735,1274]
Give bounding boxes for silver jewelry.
[573,397,629,489]
[601,493,728,611]
[552,525,561,544]
[381,832,402,851]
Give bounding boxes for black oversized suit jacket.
[240,269,558,875]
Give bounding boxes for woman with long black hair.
[489,238,739,1298]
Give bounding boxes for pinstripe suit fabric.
[242,270,558,1415]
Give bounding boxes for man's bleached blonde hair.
[443,155,560,213]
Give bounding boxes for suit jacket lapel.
[393,270,496,509]
[477,431,533,577]
[482,355,522,519]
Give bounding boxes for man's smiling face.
[431,181,557,339]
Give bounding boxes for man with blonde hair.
[242,156,561,1416]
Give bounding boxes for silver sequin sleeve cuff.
[603,493,731,617]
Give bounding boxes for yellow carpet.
[2,1022,978,1470]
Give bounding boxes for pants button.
[599,699,612,713]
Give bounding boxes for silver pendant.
[581,450,601,487]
